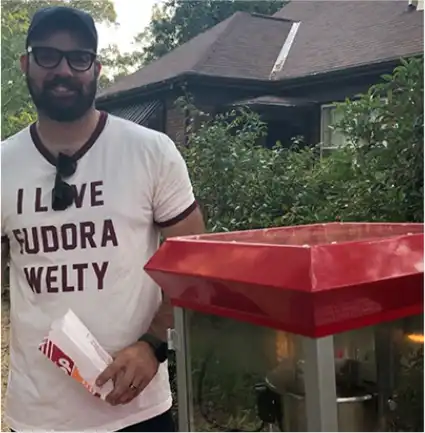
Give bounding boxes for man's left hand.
[96,341,159,406]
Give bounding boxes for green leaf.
[180,56,423,232]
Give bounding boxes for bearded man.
[1,6,204,432]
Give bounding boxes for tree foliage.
[97,44,141,90]
[137,0,286,64]
[181,56,423,232]
[1,0,117,139]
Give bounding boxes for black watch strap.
[138,333,168,363]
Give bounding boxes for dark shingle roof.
[98,13,294,99]
[98,1,423,101]
[272,0,423,79]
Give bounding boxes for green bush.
[182,56,423,230]
[178,56,424,432]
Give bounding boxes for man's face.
[21,29,101,122]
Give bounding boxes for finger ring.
[129,384,137,391]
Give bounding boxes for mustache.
[44,77,82,92]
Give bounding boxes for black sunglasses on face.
[52,153,77,211]
[27,46,96,72]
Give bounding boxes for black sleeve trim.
[1,235,9,243]
[156,200,198,228]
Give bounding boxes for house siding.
[165,99,186,144]
[165,89,232,145]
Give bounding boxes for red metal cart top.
[145,223,424,337]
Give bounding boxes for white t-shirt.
[1,112,196,431]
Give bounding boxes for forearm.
[146,290,173,342]
[147,205,204,341]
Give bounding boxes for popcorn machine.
[145,223,424,432]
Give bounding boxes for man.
[1,6,204,432]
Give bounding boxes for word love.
[16,181,104,214]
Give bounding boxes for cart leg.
[302,336,338,432]
[374,322,399,431]
[173,307,194,432]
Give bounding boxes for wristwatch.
[138,333,168,363]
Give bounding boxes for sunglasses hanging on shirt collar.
[52,153,77,211]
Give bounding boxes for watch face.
[140,334,168,363]
[157,342,168,363]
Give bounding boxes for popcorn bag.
[39,309,114,400]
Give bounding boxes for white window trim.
[320,103,347,155]
[321,97,389,157]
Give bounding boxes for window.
[321,98,389,157]
[320,104,348,156]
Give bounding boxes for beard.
[26,73,98,122]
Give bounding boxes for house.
[96,0,424,151]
